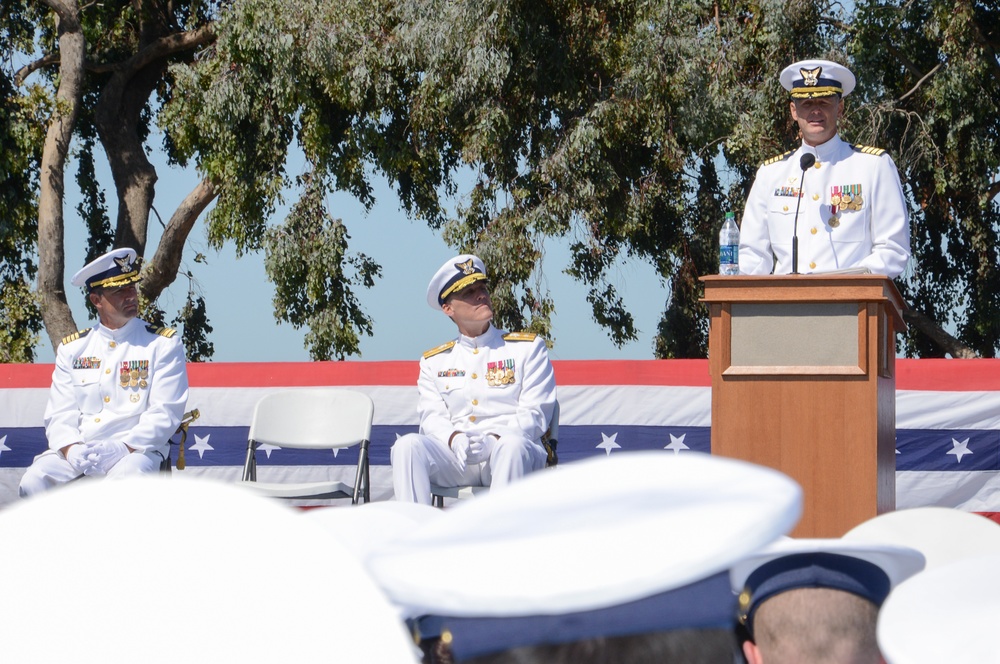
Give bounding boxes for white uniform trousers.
[392,428,547,504]
[18,449,165,498]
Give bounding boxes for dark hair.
[453,628,738,664]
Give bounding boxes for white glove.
[451,433,471,469]
[466,434,496,464]
[83,440,131,476]
[64,444,95,475]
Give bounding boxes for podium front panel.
[730,302,859,367]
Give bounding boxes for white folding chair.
[431,401,559,507]
[240,388,374,504]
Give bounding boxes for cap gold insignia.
[455,258,476,275]
[114,255,134,273]
[738,588,752,624]
[800,66,822,87]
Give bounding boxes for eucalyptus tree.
[847,0,1000,358]
[164,0,846,358]
[9,0,998,361]
[0,7,44,361]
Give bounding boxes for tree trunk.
[94,20,216,260]
[95,61,165,255]
[37,0,86,350]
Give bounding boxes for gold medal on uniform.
[829,217,840,228]
[830,186,841,215]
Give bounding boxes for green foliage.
[173,292,215,362]
[849,0,1000,357]
[9,0,1000,360]
[264,174,380,360]
[0,279,42,363]
[0,11,43,361]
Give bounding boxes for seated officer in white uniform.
[391,254,556,504]
[18,248,189,497]
[738,59,911,278]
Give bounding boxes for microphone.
[791,152,816,274]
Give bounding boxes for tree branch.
[140,178,218,300]
[903,308,980,358]
[110,25,215,80]
[14,52,59,86]
[897,63,942,102]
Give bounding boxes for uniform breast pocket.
[435,376,467,410]
[72,369,105,413]
[829,209,868,245]
[765,202,796,248]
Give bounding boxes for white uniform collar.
[456,323,503,350]
[800,133,844,164]
[93,316,143,342]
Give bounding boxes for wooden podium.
[701,275,906,537]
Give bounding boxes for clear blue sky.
[35,143,667,364]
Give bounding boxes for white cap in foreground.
[878,554,1000,664]
[368,452,802,660]
[0,477,417,663]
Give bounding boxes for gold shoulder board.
[145,324,177,338]
[503,332,538,342]
[761,150,795,167]
[852,144,886,156]
[61,328,92,345]
[423,340,456,359]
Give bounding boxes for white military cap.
[730,537,925,635]
[780,59,856,98]
[70,247,142,292]
[303,500,443,562]
[425,253,488,310]
[367,452,802,660]
[0,477,417,662]
[878,554,1000,664]
[844,506,1000,570]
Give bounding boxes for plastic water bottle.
[719,211,740,275]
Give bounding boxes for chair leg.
[352,440,370,504]
[242,441,257,482]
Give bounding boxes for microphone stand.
[791,152,816,274]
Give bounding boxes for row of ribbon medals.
[121,360,149,389]
[486,359,516,387]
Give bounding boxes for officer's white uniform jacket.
[738,135,910,278]
[417,324,556,445]
[44,317,189,456]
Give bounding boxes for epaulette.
[423,340,456,359]
[145,324,177,338]
[61,328,92,345]
[760,150,795,167]
[851,144,887,157]
[503,332,538,342]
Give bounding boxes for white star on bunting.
[947,437,973,463]
[187,433,214,459]
[0,434,10,460]
[664,433,690,454]
[596,432,621,455]
[258,443,281,459]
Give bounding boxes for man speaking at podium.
[738,59,911,278]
